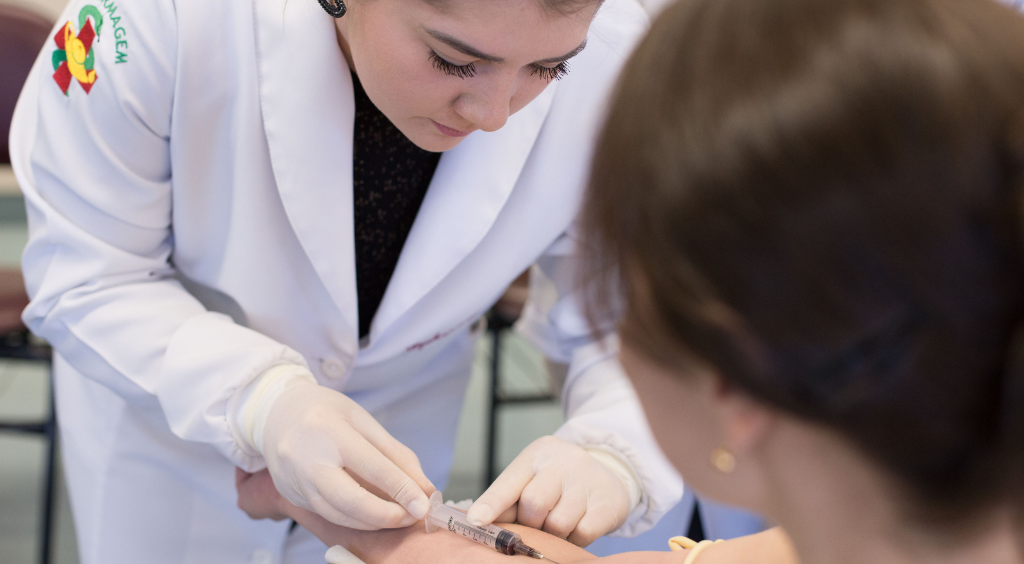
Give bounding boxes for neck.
[761,430,1021,564]
[781,504,1020,564]
[334,20,356,71]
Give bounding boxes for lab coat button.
[251,549,274,564]
[320,358,347,379]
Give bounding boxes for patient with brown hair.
[237,0,1024,562]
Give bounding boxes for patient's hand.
[236,467,290,521]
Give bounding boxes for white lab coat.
[10,0,682,562]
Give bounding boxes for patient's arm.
[293,506,685,564]
[234,468,597,563]
[236,469,796,564]
[300,507,598,564]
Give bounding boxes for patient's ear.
[713,378,775,459]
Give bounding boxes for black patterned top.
[352,72,442,338]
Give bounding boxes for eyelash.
[429,51,478,79]
[428,51,571,82]
[531,62,570,83]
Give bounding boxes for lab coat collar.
[369,88,557,341]
[253,0,360,340]
[253,0,557,348]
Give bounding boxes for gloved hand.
[466,435,635,546]
[260,379,436,529]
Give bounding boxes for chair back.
[0,4,53,164]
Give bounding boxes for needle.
[514,542,560,564]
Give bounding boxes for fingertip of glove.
[408,497,429,520]
[466,503,490,526]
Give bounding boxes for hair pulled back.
[423,0,602,17]
[582,0,1024,527]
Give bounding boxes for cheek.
[621,350,718,480]
[348,16,451,119]
[509,78,552,115]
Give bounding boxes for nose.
[454,78,513,133]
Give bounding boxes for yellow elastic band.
[668,537,724,564]
[669,536,698,551]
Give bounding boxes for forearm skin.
[281,493,797,564]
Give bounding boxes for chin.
[409,132,465,153]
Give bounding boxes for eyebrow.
[425,28,588,66]
[536,40,588,65]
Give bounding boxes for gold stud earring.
[710,448,736,474]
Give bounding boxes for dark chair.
[485,271,558,484]
[1,4,54,164]
[0,270,55,564]
[0,5,59,564]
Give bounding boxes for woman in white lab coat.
[9,0,683,562]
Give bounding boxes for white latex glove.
[325,546,364,564]
[260,379,435,529]
[466,435,634,546]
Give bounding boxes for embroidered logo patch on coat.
[52,6,104,96]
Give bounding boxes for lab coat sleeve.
[10,0,304,471]
[516,236,685,537]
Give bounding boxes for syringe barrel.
[424,492,523,555]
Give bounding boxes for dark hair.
[542,0,604,16]
[422,0,602,17]
[582,0,1024,528]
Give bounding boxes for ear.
[712,378,775,458]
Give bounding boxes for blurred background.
[0,0,706,563]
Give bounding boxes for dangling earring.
[710,448,736,474]
[318,0,347,17]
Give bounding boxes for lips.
[431,119,471,138]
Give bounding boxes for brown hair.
[542,0,603,15]
[421,0,602,17]
[582,0,1024,527]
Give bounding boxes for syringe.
[424,492,562,564]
